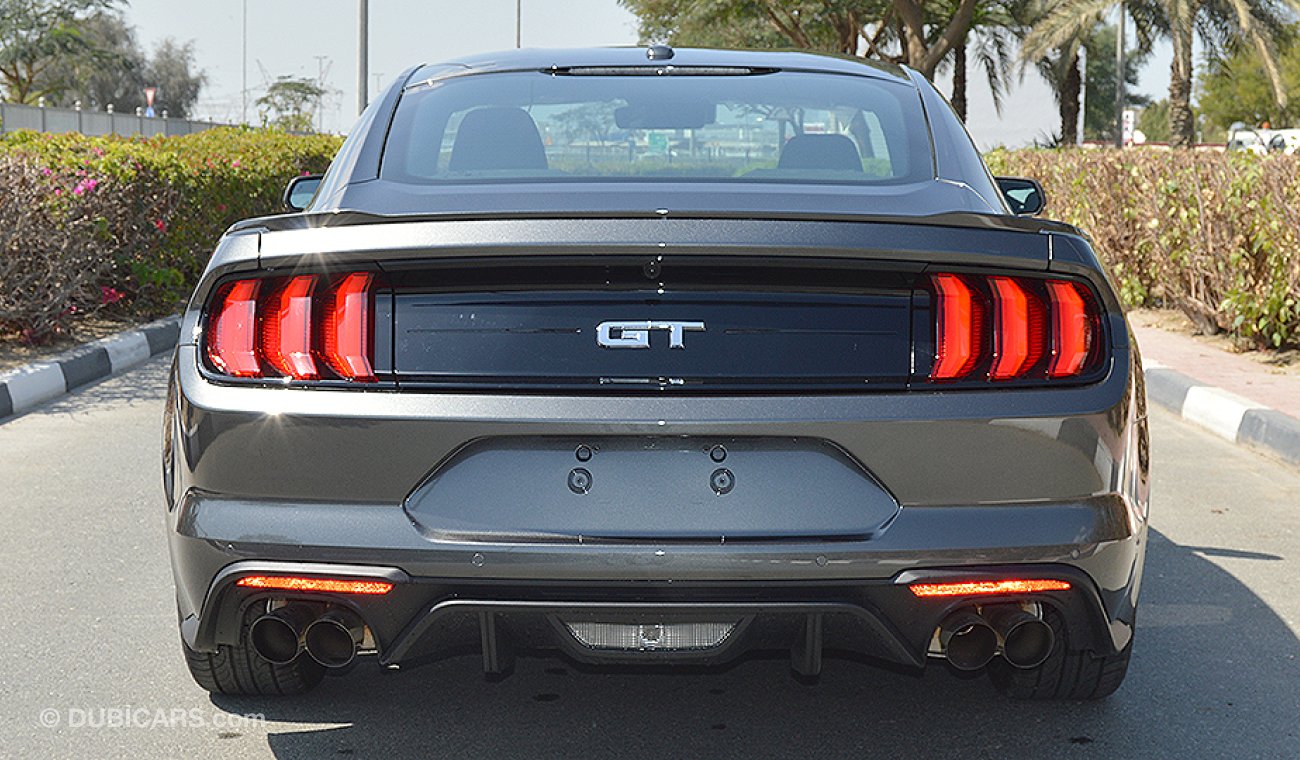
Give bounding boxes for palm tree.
[1023,0,1296,147]
[947,1,1023,122]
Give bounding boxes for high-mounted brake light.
[207,280,262,377]
[319,272,376,382]
[931,273,982,381]
[1047,280,1093,378]
[261,275,318,380]
[926,273,1100,383]
[203,271,378,383]
[909,579,1072,598]
[236,575,393,595]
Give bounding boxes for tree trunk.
[952,41,967,122]
[1168,23,1196,148]
[1059,51,1081,146]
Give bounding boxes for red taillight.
[261,275,318,380]
[319,272,376,382]
[1047,280,1093,378]
[235,575,393,595]
[909,579,1072,598]
[988,276,1046,381]
[204,271,377,383]
[927,273,1099,383]
[207,280,262,377]
[931,273,982,381]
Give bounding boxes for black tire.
[988,606,1133,701]
[180,617,325,696]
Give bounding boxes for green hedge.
[987,149,1300,349]
[0,128,342,342]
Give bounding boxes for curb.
[1145,361,1300,466]
[0,316,180,421]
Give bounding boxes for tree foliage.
[619,0,984,78]
[256,76,326,133]
[0,0,116,103]
[1023,0,1300,148]
[1199,27,1300,136]
[31,10,205,117]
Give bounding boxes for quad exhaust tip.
[304,609,365,668]
[248,605,365,668]
[938,610,998,671]
[248,605,316,665]
[984,604,1055,669]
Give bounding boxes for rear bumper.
[172,489,1145,665]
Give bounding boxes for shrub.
[987,149,1300,349]
[0,127,342,343]
[0,155,177,341]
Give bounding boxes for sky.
[122,1,1175,150]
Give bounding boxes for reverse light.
[235,575,394,595]
[909,579,1072,598]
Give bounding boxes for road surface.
[1,356,1296,759]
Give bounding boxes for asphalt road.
[1,355,1297,759]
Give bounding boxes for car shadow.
[209,529,1300,759]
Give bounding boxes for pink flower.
[40,167,52,177]
[231,159,241,168]
[100,286,124,305]
[92,146,105,157]
[53,188,62,196]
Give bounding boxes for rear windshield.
[381,69,933,186]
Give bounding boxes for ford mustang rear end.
[163,47,1148,700]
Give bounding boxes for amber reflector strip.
[235,575,393,595]
[908,579,1072,598]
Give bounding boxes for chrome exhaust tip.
[248,605,315,665]
[938,609,998,671]
[304,609,364,668]
[985,605,1055,669]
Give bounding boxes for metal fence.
[0,101,232,137]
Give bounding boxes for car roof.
[408,46,913,87]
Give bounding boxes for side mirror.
[283,174,323,212]
[995,176,1045,216]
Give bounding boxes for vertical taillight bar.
[319,272,376,382]
[988,276,1046,381]
[1047,281,1093,378]
[262,275,319,380]
[207,280,262,377]
[931,273,982,381]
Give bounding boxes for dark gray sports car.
[163,46,1148,699]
